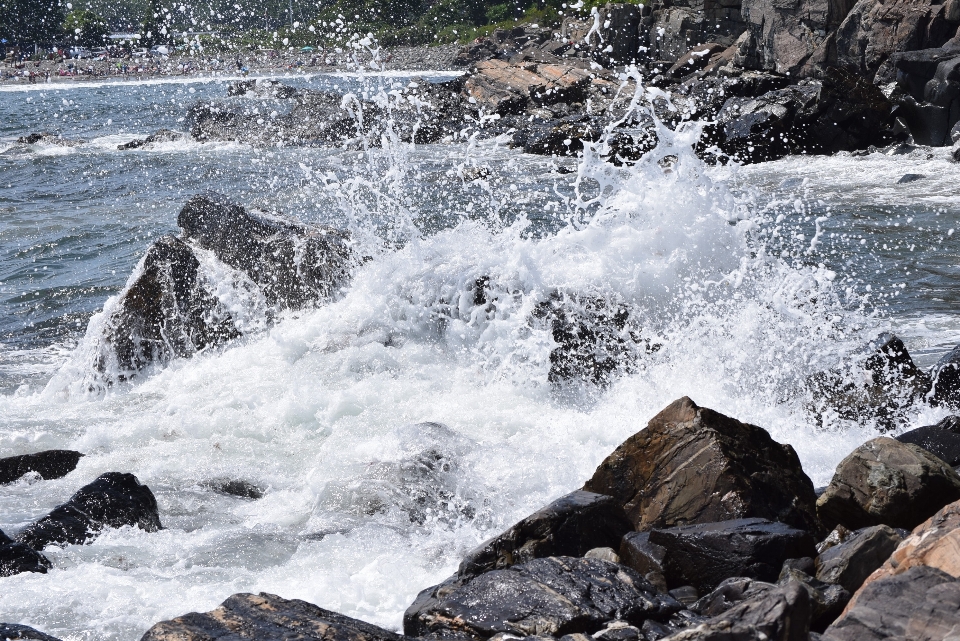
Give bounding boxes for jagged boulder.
[928,344,960,405]
[141,592,407,641]
[0,450,83,484]
[822,566,960,640]
[404,557,682,639]
[646,518,818,594]
[457,490,632,579]
[0,528,51,577]
[16,472,161,550]
[816,437,960,531]
[815,525,903,594]
[896,415,960,465]
[583,397,821,534]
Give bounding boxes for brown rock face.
[583,397,821,534]
[463,60,592,115]
[816,437,960,531]
[852,498,960,596]
[141,592,408,641]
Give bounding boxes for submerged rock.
[0,624,63,641]
[16,472,161,550]
[0,528,51,577]
[404,556,682,640]
[816,437,960,531]
[822,566,960,640]
[205,479,264,499]
[141,592,407,641]
[583,397,821,534]
[117,129,186,150]
[647,518,817,594]
[458,490,632,579]
[0,450,83,484]
[896,415,960,466]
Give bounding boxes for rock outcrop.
[0,450,83,484]
[928,344,960,405]
[816,436,960,531]
[141,592,408,641]
[0,528,51,577]
[404,556,682,639]
[16,472,161,550]
[457,490,632,579]
[583,397,821,534]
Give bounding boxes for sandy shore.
[0,44,462,85]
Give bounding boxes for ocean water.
[1,71,959,640]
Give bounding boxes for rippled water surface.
[1,73,959,640]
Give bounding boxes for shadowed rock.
[816,437,960,531]
[0,450,83,484]
[141,592,408,641]
[583,397,821,534]
[16,472,161,550]
[0,624,63,641]
[815,525,902,594]
[404,556,682,640]
[0,528,51,577]
[458,490,632,579]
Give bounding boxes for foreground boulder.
[665,580,810,641]
[458,490,632,579]
[816,436,960,531]
[896,415,960,465]
[642,518,817,593]
[814,525,903,594]
[404,556,682,639]
[822,565,960,640]
[141,592,406,641]
[583,397,821,534]
[16,472,161,550]
[0,450,83,484]
[0,528,51,577]
[0,624,63,641]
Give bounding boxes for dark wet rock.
[854,497,960,590]
[117,129,186,150]
[928,345,960,406]
[897,173,924,183]
[458,490,632,579]
[781,557,815,575]
[404,557,683,639]
[807,333,931,430]
[0,624,63,641]
[227,79,299,99]
[647,518,818,594]
[0,450,83,484]
[620,532,668,591]
[777,568,849,632]
[458,490,632,577]
[897,415,960,465]
[816,436,960,531]
[206,479,264,499]
[881,48,960,145]
[16,132,80,146]
[668,586,699,607]
[16,472,161,550]
[829,0,960,81]
[531,292,659,385]
[596,4,645,66]
[178,193,354,309]
[141,592,407,641]
[704,68,896,164]
[822,566,960,640]
[667,44,728,78]
[664,579,810,641]
[97,234,241,377]
[0,527,51,577]
[583,397,820,534]
[814,524,902,594]
[690,577,776,617]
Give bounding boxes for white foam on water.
[0,77,948,641]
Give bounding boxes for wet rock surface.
[814,525,903,594]
[646,518,817,594]
[816,436,960,531]
[583,397,820,534]
[16,472,161,550]
[0,450,83,484]
[458,490,632,579]
[404,556,683,639]
[141,592,409,641]
[0,528,51,577]
[117,129,187,150]
[0,624,63,641]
